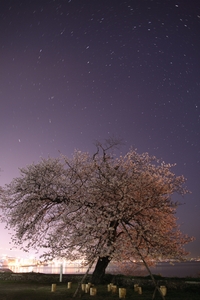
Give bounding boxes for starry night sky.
[0,0,200,258]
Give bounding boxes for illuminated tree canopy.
[0,141,192,284]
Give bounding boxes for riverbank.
[0,271,200,287]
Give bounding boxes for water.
[6,261,200,278]
[149,261,200,278]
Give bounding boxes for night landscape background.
[0,0,200,260]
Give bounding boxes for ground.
[0,280,199,300]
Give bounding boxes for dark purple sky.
[0,0,200,258]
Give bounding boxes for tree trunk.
[91,256,110,284]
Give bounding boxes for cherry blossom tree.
[0,141,192,287]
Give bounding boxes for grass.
[0,281,199,300]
